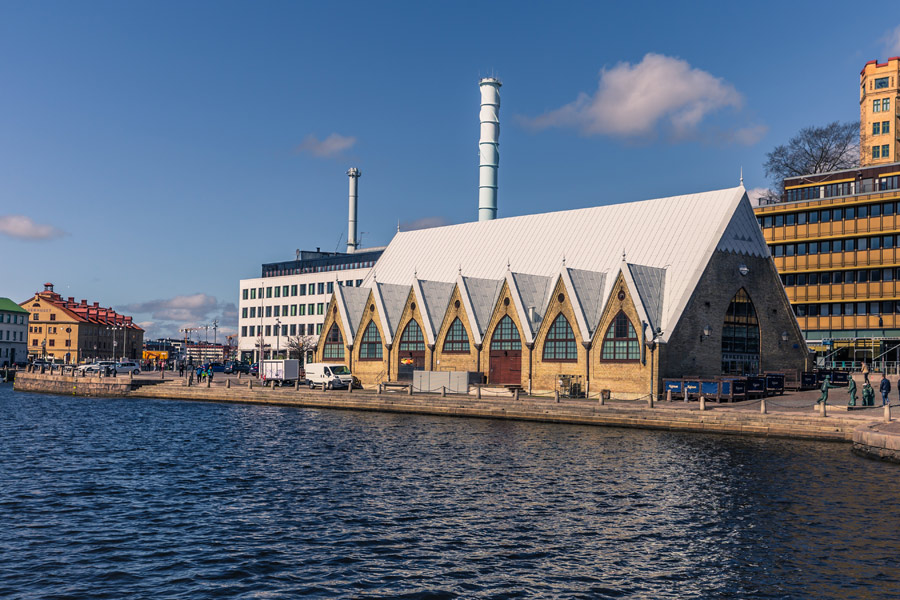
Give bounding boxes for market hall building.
[316,186,808,397]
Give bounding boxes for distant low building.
[19,283,144,363]
[0,297,28,366]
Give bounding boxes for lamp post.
[275,318,281,358]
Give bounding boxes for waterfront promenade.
[13,370,900,453]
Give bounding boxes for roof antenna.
[507,258,511,271]
[562,254,566,267]
[397,220,401,233]
[622,249,626,262]
[740,167,744,187]
[458,264,462,276]
[414,266,417,279]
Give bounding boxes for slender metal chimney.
[478,77,501,221]
[347,167,361,252]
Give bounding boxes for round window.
[410,302,416,311]
[454,300,461,309]
[618,290,626,301]
[557,293,565,303]
[503,298,510,306]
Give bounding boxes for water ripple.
[2,387,900,598]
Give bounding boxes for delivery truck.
[261,359,302,387]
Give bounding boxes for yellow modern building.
[755,161,900,365]
[19,283,144,363]
[860,56,899,166]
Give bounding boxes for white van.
[306,363,356,390]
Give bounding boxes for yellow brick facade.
[482,280,532,389]
[530,277,587,392]
[432,286,479,373]
[392,289,432,374]
[860,57,900,166]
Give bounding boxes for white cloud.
[124,293,220,322]
[523,53,746,141]
[123,294,238,340]
[884,24,900,55]
[0,215,65,240]
[295,133,357,157]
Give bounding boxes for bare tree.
[763,121,859,195]
[286,334,318,364]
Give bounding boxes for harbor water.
[2,386,899,599]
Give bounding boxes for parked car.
[249,363,259,377]
[224,361,250,374]
[77,361,117,374]
[115,361,141,375]
[209,362,226,372]
[31,359,54,369]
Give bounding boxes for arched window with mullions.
[542,314,577,361]
[398,320,425,352]
[601,312,640,361]
[490,316,521,350]
[359,321,383,360]
[722,288,759,375]
[443,318,470,353]
[323,324,344,360]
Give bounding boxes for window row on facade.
[793,301,900,317]
[872,120,892,135]
[871,98,892,112]
[769,233,900,257]
[781,267,900,287]
[324,310,641,365]
[242,303,326,319]
[262,260,376,278]
[872,145,893,160]
[0,331,24,341]
[241,323,322,338]
[759,197,900,227]
[241,280,364,301]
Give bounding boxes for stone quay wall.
[14,371,134,397]
[852,423,900,463]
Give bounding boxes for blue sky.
[2,1,899,339]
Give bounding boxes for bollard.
[514,388,520,401]
[648,394,654,408]
[598,393,604,406]
[554,390,560,403]
[666,389,672,403]
[295,379,300,390]
[441,386,446,398]
[130,371,134,382]
[226,379,231,389]
[238,372,242,380]
[760,396,767,414]
[248,379,252,389]
[476,385,482,399]
[377,383,382,395]
[885,403,892,423]
[699,395,706,411]
[407,384,412,396]
[206,375,210,388]
[160,369,164,380]
[348,382,354,394]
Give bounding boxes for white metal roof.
[364,186,766,342]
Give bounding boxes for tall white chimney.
[347,167,361,252]
[478,77,501,221]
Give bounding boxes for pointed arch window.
[490,316,521,350]
[543,314,577,361]
[399,320,425,352]
[443,318,470,353]
[360,321,383,360]
[323,324,344,360]
[722,288,759,375]
[601,312,640,361]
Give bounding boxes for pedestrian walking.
[880,373,891,406]
[862,362,870,385]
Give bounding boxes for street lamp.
[275,318,281,358]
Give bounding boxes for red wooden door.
[490,350,521,385]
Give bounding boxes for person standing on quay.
[881,373,891,407]
[862,362,870,385]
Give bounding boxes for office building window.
[290,324,296,336]
[249,307,256,318]
[291,285,297,296]
[308,303,314,314]
[317,303,324,315]
[274,287,280,298]
[316,324,322,335]
[317,283,325,295]
[265,306,272,317]
[265,325,271,336]
[266,287,272,298]
[291,305,297,316]
[299,305,306,316]
[327,282,334,294]
[242,326,247,336]
[250,288,256,300]
[356,280,363,286]
[243,289,249,300]
[282,325,288,336]
[282,285,289,296]
[274,306,280,317]
[299,285,306,296]
[298,324,306,335]
[249,326,255,337]
[242,308,248,318]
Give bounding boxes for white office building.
[237,249,383,363]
